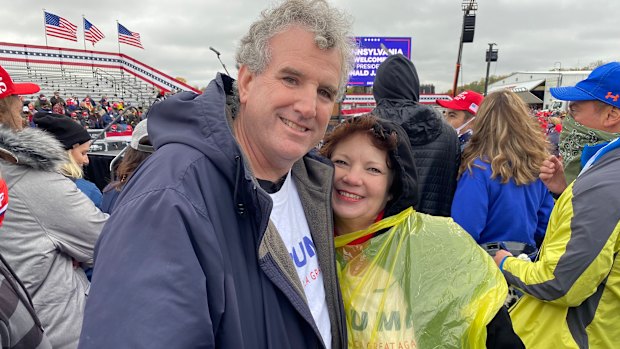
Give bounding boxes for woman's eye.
[368,167,382,174]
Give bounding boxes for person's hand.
[493,249,513,267]
[539,155,567,195]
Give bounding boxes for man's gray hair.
[236,0,356,99]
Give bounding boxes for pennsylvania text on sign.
[349,37,412,86]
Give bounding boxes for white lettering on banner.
[354,56,389,64]
[355,48,405,56]
[350,70,370,77]
[355,63,381,69]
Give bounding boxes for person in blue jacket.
[451,89,554,251]
[78,1,356,348]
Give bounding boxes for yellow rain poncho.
[335,208,507,349]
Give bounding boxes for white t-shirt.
[269,171,332,349]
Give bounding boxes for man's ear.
[236,65,254,104]
[604,105,620,131]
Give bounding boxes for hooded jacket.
[503,141,620,348]
[0,126,108,349]
[79,74,346,349]
[373,54,460,217]
[0,251,52,349]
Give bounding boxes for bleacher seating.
[0,42,199,108]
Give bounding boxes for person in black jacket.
[372,54,460,217]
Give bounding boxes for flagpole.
[84,16,95,75]
[43,9,48,46]
[82,15,87,51]
[116,20,121,55]
[116,20,124,98]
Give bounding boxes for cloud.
[2,0,619,93]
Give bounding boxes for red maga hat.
[0,65,40,99]
[436,90,484,116]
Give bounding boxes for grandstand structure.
[0,42,200,108]
[339,93,452,116]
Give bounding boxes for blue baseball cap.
[550,62,620,109]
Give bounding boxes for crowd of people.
[0,0,618,348]
[20,90,143,131]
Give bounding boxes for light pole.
[483,43,498,96]
[451,0,478,97]
[554,61,562,87]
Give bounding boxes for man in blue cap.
[494,62,620,348]
[548,63,620,185]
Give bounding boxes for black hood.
[375,118,419,217]
[147,74,240,172]
[373,54,420,102]
[371,54,447,145]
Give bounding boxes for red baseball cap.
[436,90,484,116]
[0,65,40,99]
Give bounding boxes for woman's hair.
[0,96,23,130]
[235,0,356,100]
[61,150,84,179]
[111,147,152,191]
[320,114,398,168]
[460,89,550,185]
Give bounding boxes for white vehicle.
[550,99,569,113]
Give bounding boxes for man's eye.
[283,77,297,85]
[319,89,334,101]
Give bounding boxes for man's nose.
[295,87,317,119]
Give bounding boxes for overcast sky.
[1,0,619,92]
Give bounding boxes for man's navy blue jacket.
[79,74,346,348]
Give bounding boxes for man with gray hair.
[79,1,355,348]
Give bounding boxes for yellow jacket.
[502,146,620,348]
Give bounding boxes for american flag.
[118,23,143,49]
[84,18,105,46]
[44,12,77,42]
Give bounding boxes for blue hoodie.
[451,158,554,247]
[79,74,346,348]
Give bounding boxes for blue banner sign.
[348,37,412,86]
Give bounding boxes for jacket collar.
[0,126,67,172]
